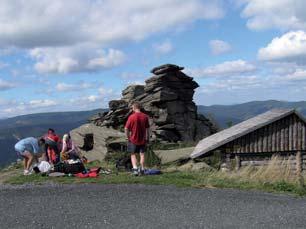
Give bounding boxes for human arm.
[124,116,131,141]
[60,141,67,154]
[124,127,130,141]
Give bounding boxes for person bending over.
[15,137,46,175]
[124,102,150,176]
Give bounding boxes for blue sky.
[1,0,306,118]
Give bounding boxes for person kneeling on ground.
[60,134,81,161]
[124,102,150,176]
[14,137,46,175]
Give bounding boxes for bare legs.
[131,153,138,169]
[22,151,42,171]
[140,153,145,169]
[23,156,28,171]
[22,151,34,171]
[130,153,145,169]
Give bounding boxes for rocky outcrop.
[154,147,194,164]
[91,64,217,142]
[70,123,125,162]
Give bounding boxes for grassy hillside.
[0,109,105,167]
[198,100,306,128]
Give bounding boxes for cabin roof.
[191,109,306,158]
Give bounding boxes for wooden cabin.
[191,109,306,174]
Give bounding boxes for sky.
[1,0,306,118]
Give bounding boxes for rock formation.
[90,64,217,142]
[70,123,125,162]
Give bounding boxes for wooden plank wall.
[224,114,306,154]
[303,154,306,171]
[240,153,306,171]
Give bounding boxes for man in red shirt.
[124,102,150,176]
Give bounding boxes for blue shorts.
[14,144,34,157]
[127,142,146,154]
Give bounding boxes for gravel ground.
[0,183,306,229]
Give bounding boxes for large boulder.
[154,147,194,164]
[70,123,125,162]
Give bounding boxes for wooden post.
[296,151,304,186]
[226,153,231,170]
[235,154,241,171]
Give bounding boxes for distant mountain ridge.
[198,100,306,128]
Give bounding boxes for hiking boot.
[131,168,139,176]
[23,170,32,176]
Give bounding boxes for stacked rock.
[91,64,217,142]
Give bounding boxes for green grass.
[4,166,306,196]
[5,169,199,187]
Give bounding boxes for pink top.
[61,139,77,153]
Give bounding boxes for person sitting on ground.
[60,134,81,161]
[124,101,150,176]
[14,137,46,175]
[43,128,60,164]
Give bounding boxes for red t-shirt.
[47,134,59,142]
[125,112,149,145]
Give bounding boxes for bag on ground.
[54,161,85,174]
[38,161,52,173]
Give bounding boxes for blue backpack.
[144,169,162,175]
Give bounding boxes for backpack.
[144,169,162,175]
[115,157,132,171]
[54,161,85,174]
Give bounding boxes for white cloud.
[98,87,115,97]
[68,86,120,109]
[0,0,225,74]
[30,45,126,74]
[0,99,57,117]
[187,59,257,78]
[0,85,121,117]
[87,49,126,70]
[153,40,174,55]
[258,31,306,64]
[200,75,262,94]
[29,99,57,108]
[0,0,224,48]
[284,69,306,81]
[0,79,16,90]
[0,98,16,107]
[56,82,97,92]
[266,62,299,75]
[209,39,232,55]
[241,0,306,30]
[120,72,146,80]
[0,62,8,68]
